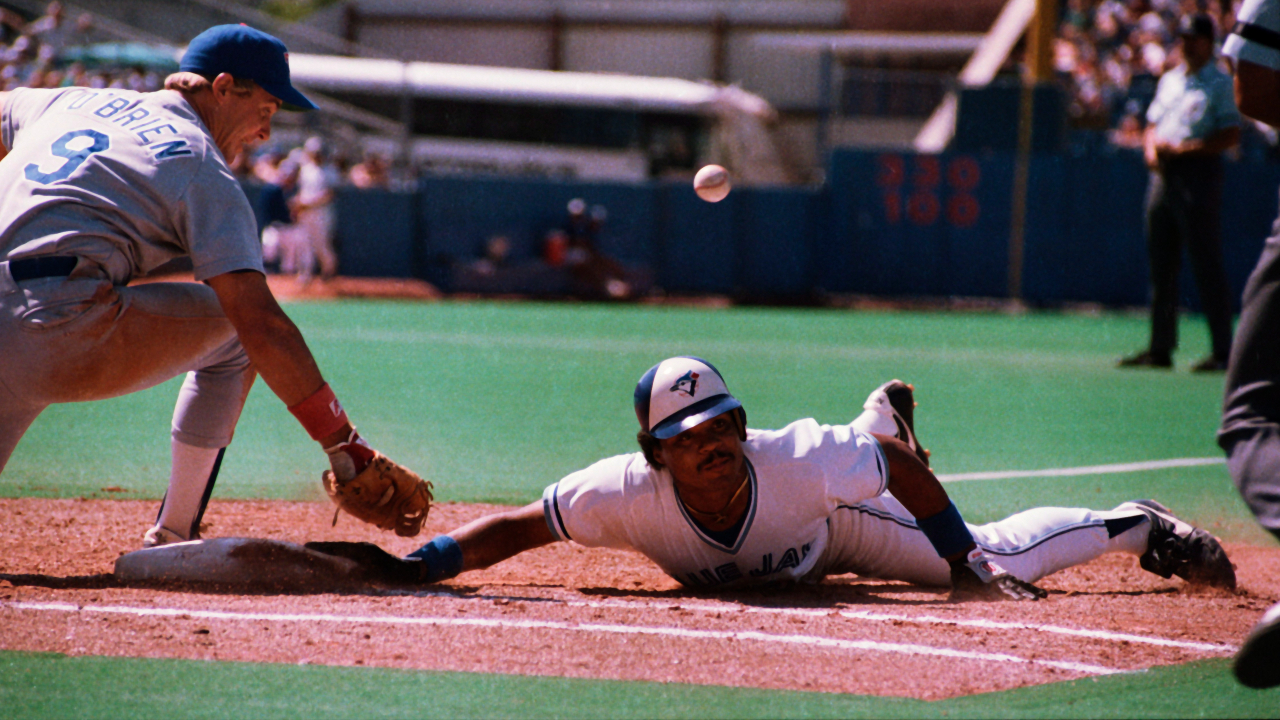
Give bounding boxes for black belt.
[8,256,78,282]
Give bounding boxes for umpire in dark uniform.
[1121,14,1241,372]
[1220,1,1280,688]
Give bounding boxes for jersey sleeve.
[2,88,56,150]
[751,418,889,507]
[542,454,647,550]
[821,426,889,505]
[172,154,264,281]
[1225,0,1280,71]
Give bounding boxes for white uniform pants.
[0,273,255,472]
[812,493,1151,586]
[295,205,337,281]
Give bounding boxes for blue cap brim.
[650,394,742,439]
[261,81,317,112]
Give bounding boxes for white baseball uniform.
[0,87,260,472]
[542,418,1151,589]
[293,155,339,281]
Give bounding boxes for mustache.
[698,451,734,471]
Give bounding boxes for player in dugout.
[309,356,1236,601]
[0,25,431,548]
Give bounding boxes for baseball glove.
[322,452,433,537]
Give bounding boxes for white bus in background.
[285,52,795,184]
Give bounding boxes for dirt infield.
[2,498,1277,699]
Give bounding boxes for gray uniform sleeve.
[172,157,264,281]
[2,88,55,150]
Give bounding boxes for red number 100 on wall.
[876,154,980,228]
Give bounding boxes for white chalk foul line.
[562,598,1236,654]
[3,600,1121,676]
[935,456,1226,482]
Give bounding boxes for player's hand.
[304,541,426,584]
[324,429,377,481]
[948,549,1047,602]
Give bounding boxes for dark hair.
[636,429,665,470]
[164,71,258,94]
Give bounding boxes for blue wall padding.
[654,184,738,294]
[734,187,826,299]
[335,188,419,278]
[307,150,1280,309]
[1021,153,1150,307]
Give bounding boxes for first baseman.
[0,25,430,547]
[310,357,1236,600]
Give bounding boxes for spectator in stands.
[1119,13,1239,372]
[350,152,390,189]
[561,198,634,300]
[1058,1,1247,143]
[28,2,72,63]
[1107,100,1147,148]
[290,137,341,283]
[260,160,301,276]
[4,35,40,88]
[469,234,512,278]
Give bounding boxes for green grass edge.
[1,650,1277,719]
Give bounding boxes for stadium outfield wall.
[308,149,1280,308]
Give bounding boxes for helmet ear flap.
[734,407,747,441]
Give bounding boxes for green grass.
[1,651,1275,720]
[3,299,1276,717]
[2,298,1259,538]
[1,301,1252,523]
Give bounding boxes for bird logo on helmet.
[634,357,746,440]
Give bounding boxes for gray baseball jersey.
[0,87,262,282]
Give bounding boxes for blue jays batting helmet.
[634,356,744,439]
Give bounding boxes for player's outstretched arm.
[447,500,557,573]
[872,433,1047,602]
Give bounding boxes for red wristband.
[287,383,349,441]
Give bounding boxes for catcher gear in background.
[322,452,433,537]
[949,548,1048,602]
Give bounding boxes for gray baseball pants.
[1219,221,1280,541]
[0,270,255,473]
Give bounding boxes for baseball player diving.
[309,356,1236,601]
[0,25,431,547]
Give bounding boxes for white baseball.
[693,164,731,203]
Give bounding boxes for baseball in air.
[693,164,731,202]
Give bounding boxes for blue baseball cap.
[634,357,743,439]
[180,24,317,111]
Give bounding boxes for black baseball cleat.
[1235,602,1280,689]
[862,380,931,468]
[1116,500,1237,590]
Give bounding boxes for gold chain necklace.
[679,473,751,526]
